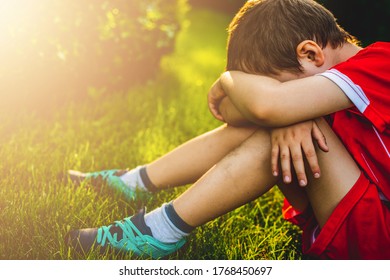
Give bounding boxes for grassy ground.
[0,9,302,260]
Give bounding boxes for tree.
[0,0,189,109]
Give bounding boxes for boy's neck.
[333,42,363,65]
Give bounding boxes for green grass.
[0,9,302,260]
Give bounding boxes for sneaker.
[67,169,138,200]
[65,209,186,259]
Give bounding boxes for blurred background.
[0,0,189,111]
[0,0,389,114]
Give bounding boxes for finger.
[208,97,224,121]
[290,144,308,187]
[210,105,224,122]
[302,138,321,179]
[312,122,329,152]
[280,146,292,184]
[271,144,280,177]
[208,80,227,101]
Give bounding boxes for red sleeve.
[319,42,390,132]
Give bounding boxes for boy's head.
[226,0,358,76]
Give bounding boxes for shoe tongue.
[109,208,153,241]
[109,225,124,240]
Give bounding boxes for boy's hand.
[271,120,329,187]
[208,78,227,122]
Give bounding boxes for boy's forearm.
[219,71,353,127]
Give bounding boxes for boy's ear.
[296,40,325,67]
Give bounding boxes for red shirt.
[319,42,390,199]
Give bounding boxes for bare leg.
[173,118,360,229]
[146,124,257,189]
[173,128,277,226]
[301,118,360,227]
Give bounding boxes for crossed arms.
[208,71,354,185]
[209,71,353,127]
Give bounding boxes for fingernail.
[299,180,307,187]
[273,171,278,176]
[314,173,320,178]
[284,176,291,183]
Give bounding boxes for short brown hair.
[226,0,358,75]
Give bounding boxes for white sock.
[144,204,189,243]
[119,166,148,192]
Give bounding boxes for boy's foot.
[67,169,140,200]
[65,209,186,259]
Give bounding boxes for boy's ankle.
[139,166,158,192]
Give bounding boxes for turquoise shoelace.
[88,169,118,180]
[97,218,139,247]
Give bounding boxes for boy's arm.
[207,76,329,185]
[218,71,354,127]
[208,71,339,185]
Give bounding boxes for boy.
[66,0,390,259]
